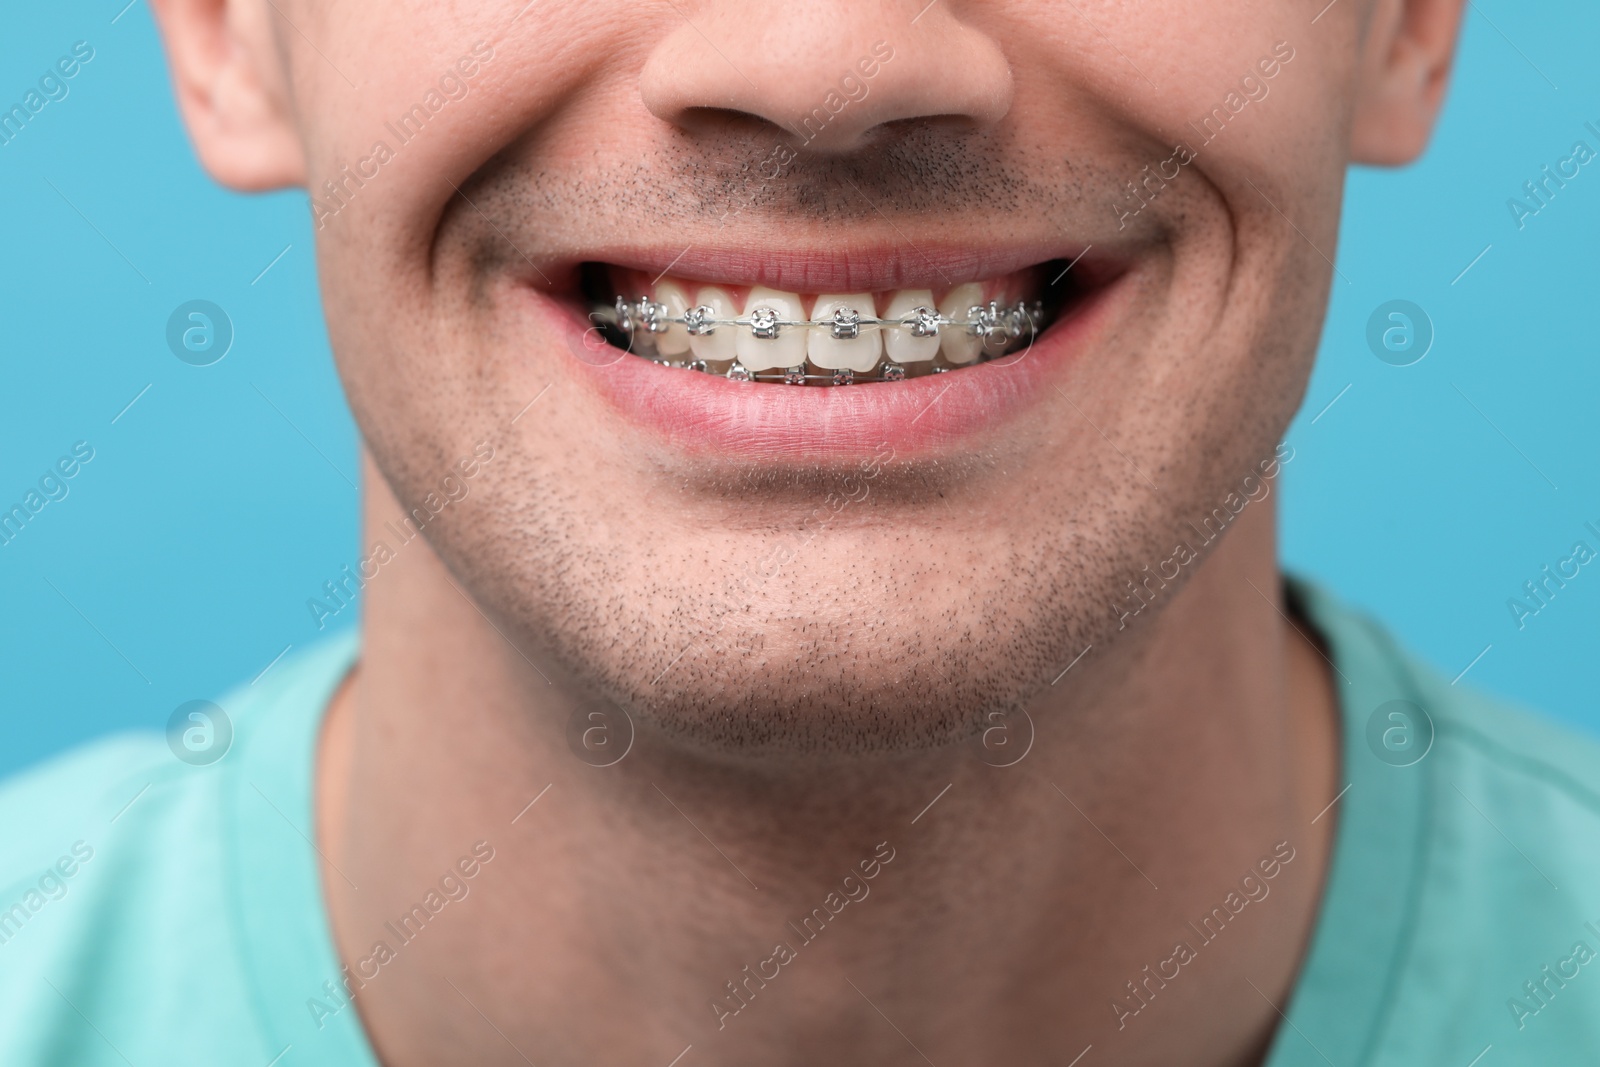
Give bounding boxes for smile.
[582,258,1097,386]
[547,246,1129,459]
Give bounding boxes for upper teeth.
[738,287,805,371]
[603,281,1043,382]
[809,293,880,372]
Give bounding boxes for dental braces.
[595,295,1045,384]
[605,295,1045,344]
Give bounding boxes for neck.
[318,453,1339,1067]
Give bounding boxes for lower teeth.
[594,295,1045,385]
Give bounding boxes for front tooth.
[808,294,882,373]
[883,289,940,364]
[938,283,984,365]
[654,281,692,356]
[688,286,738,364]
[736,287,807,372]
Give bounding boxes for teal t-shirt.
[2,579,1598,1065]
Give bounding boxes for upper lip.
[565,240,1105,294]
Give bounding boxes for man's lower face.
[306,3,1348,756]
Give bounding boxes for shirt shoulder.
[0,634,369,1067]
[1389,638,1600,1063]
[0,728,271,1065]
[1280,579,1600,1066]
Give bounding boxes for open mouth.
[579,257,1102,386]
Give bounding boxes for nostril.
[672,106,787,141]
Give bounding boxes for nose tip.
[638,4,1014,153]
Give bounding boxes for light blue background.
[1,1,1596,777]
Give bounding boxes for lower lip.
[544,278,1124,461]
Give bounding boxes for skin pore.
[151,0,1465,1062]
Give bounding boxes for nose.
[638,2,1014,153]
